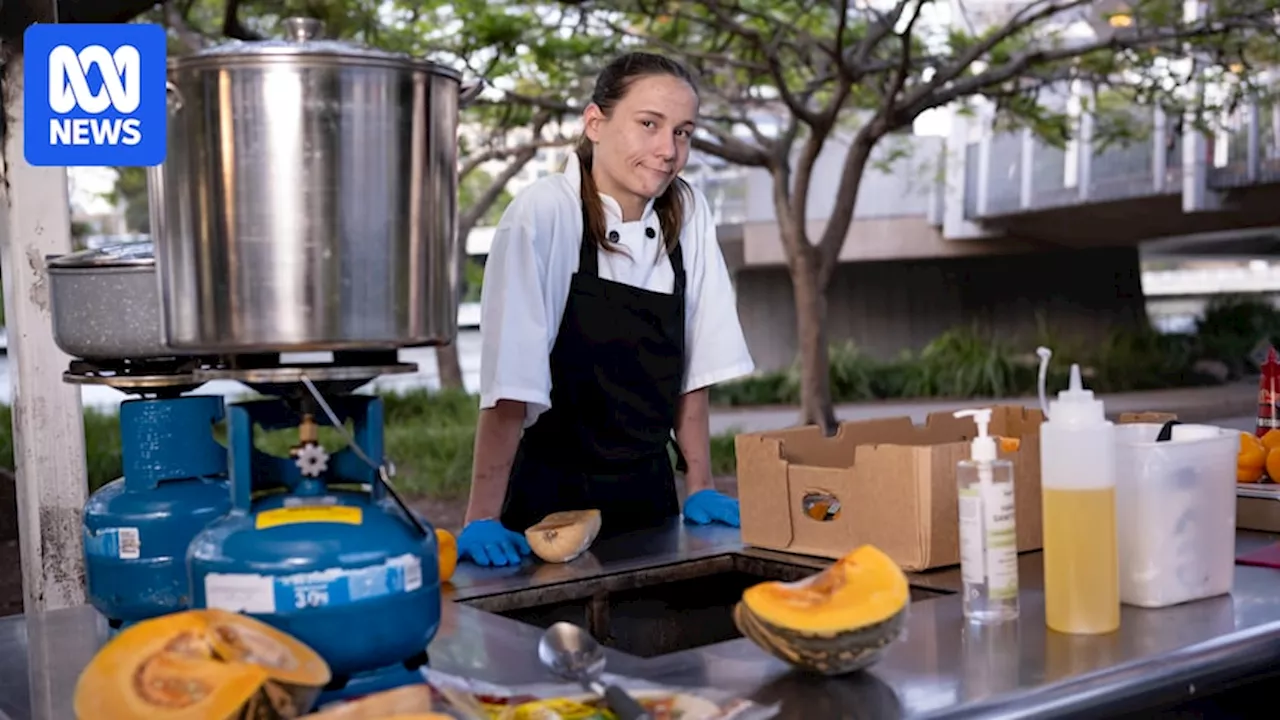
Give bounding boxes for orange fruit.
[435,528,457,583]
[1239,432,1267,483]
[1266,448,1280,485]
[1262,429,1280,453]
[997,436,1021,453]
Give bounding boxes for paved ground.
[709,382,1261,435]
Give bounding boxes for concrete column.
[941,99,994,241]
[1152,106,1167,192]
[1181,0,1224,212]
[0,53,91,614]
[1019,128,1034,209]
[1078,110,1094,201]
[1247,99,1261,182]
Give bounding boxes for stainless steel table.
[4,522,1280,719]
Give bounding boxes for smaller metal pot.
[47,242,173,361]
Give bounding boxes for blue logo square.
[23,23,168,167]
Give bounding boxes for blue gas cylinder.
[188,395,440,696]
[83,395,229,628]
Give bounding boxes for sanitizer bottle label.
[959,488,985,584]
[983,483,1019,600]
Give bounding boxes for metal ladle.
[537,622,652,720]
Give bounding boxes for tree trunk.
[790,250,837,434]
[436,342,465,390]
[436,232,470,392]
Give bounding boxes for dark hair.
[576,52,698,257]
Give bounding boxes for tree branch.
[459,133,574,180]
[222,0,261,41]
[164,2,210,54]
[901,5,1278,119]
[1,0,167,46]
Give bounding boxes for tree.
[41,1,588,395]
[435,104,575,389]
[104,167,150,233]
[557,0,1280,432]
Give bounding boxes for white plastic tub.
[1114,423,1238,608]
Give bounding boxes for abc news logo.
[48,44,143,147]
[23,23,167,167]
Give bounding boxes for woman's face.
[584,74,699,208]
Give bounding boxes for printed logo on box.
[22,23,168,167]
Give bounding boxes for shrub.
[712,320,1235,407]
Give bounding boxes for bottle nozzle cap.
[1049,362,1106,424]
[954,408,997,462]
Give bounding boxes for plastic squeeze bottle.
[1036,348,1120,635]
[954,408,1019,623]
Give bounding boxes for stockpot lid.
[169,16,462,79]
[47,241,155,269]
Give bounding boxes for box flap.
[736,433,795,549]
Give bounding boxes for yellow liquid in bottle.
[1041,486,1120,635]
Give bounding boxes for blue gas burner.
[187,369,440,704]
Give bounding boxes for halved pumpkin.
[301,685,434,719]
[734,544,909,676]
[525,509,602,563]
[74,608,331,719]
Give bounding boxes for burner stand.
[62,357,222,396]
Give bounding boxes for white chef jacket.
[478,152,756,428]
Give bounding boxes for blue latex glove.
[457,519,531,567]
[683,489,740,527]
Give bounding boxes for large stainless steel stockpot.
[151,17,481,354]
[47,242,172,361]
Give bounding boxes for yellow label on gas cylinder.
[255,506,363,530]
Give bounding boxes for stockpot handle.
[459,78,486,108]
[165,81,184,113]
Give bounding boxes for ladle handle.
[604,685,651,720]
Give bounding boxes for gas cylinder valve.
[291,414,331,478]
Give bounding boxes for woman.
[457,52,755,567]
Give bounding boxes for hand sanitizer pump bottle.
[1037,349,1120,635]
[955,408,1019,623]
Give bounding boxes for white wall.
[740,132,944,224]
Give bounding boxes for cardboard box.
[1237,485,1280,532]
[735,405,1045,571]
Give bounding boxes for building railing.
[962,95,1280,220]
[963,107,1188,219]
[1209,101,1280,189]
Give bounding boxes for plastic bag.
[419,667,780,720]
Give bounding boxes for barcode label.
[117,527,141,560]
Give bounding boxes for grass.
[0,389,743,501]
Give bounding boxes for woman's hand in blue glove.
[682,489,741,527]
[457,519,531,567]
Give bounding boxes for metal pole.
[0,52,91,614]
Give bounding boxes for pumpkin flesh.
[74,609,331,720]
[735,544,910,676]
[741,544,909,635]
[525,509,602,564]
[301,685,434,719]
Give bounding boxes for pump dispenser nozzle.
[954,408,997,463]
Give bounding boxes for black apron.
[500,205,687,538]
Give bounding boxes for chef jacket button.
[607,230,620,242]
[645,227,656,238]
